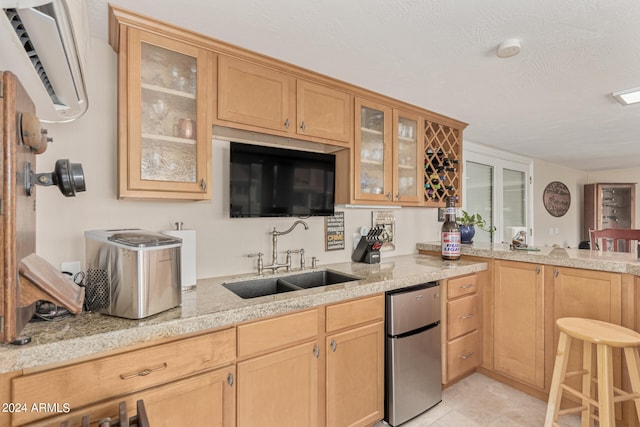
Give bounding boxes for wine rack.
[423,120,463,206]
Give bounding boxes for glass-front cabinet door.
[119,28,212,199]
[354,98,393,202]
[393,110,422,204]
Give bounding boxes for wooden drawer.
[12,328,235,425]
[447,330,480,381]
[238,309,318,358]
[447,293,479,340]
[447,274,478,300]
[325,294,384,333]
[25,365,236,427]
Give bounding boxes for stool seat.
[545,317,640,427]
[557,317,640,348]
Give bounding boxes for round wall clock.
[543,181,571,217]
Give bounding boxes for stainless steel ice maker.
[84,229,182,319]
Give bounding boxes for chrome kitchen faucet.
[250,220,309,274]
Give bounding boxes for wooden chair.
[589,228,640,253]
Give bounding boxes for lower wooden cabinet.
[551,266,625,422]
[139,367,235,427]
[11,329,236,426]
[234,295,384,427]
[326,322,384,427]
[237,341,319,427]
[447,330,480,381]
[15,329,236,427]
[493,260,545,389]
[25,367,235,427]
[443,274,481,384]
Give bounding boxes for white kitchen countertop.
[417,241,640,275]
[0,254,487,374]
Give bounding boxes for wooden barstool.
[545,317,640,427]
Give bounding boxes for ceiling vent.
[0,0,89,122]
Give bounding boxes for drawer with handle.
[12,328,235,425]
[326,294,384,333]
[447,274,478,299]
[447,330,480,381]
[447,293,479,340]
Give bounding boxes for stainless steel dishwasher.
[385,282,441,426]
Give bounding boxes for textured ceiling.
[88,0,640,171]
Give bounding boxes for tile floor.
[376,372,582,427]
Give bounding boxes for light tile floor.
[376,372,582,427]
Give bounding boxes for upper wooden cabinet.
[297,80,352,143]
[109,6,466,202]
[217,56,352,146]
[393,109,424,204]
[345,99,423,205]
[353,98,393,202]
[115,26,213,199]
[218,56,295,133]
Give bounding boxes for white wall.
[532,159,587,248]
[35,37,440,279]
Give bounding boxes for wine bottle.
[441,196,461,260]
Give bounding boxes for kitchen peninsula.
[418,241,640,426]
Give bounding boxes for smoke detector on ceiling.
[496,39,521,58]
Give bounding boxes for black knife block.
[352,236,381,264]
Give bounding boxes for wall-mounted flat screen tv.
[230,142,336,218]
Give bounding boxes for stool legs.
[624,347,640,420]
[581,342,593,427]
[597,343,616,426]
[545,331,572,427]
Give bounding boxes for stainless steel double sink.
[223,270,360,299]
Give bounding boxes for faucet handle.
[311,256,319,269]
[248,252,264,274]
[300,248,305,269]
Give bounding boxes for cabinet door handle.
[396,193,401,200]
[300,121,306,131]
[200,178,207,192]
[284,118,290,128]
[460,284,474,289]
[313,344,320,358]
[386,192,391,200]
[227,373,234,387]
[536,266,541,274]
[554,268,559,278]
[331,339,337,352]
[459,351,475,360]
[120,362,168,380]
[460,313,474,320]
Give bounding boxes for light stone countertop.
[0,254,487,374]
[417,242,640,275]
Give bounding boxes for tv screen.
[230,142,336,218]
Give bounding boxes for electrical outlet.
[61,261,81,277]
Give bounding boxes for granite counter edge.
[0,260,486,373]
